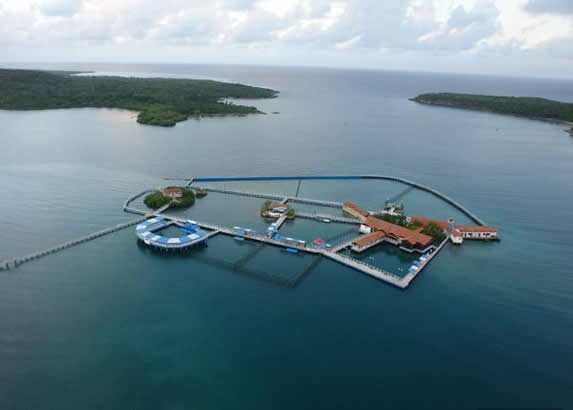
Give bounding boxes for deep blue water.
[0,64,572,409]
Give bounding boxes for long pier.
[1,187,167,272]
[0,216,146,271]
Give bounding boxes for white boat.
[322,218,331,223]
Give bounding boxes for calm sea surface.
[0,64,572,409]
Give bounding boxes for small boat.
[322,218,331,223]
[233,236,245,241]
[284,248,299,254]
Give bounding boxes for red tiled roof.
[363,216,433,248]
[410,216,449,231]
[353,231,386,247]
[161,187,182,195]
[343,201,369,217]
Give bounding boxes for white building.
[456,226,498,240]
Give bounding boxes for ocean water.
[0,64,572,409]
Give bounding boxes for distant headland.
[411,92,573,135]
[0,69,278,127]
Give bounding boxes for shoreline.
[410,96,573,134]
[0,68,278,127]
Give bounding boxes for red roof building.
[352,231,386,251]
[161,187,183,198]
[343,201,370,221]
[410,216,450,231]
[360,216,434,250]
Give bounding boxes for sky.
[0,0,572,78]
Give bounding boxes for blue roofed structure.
[136,217,210,249]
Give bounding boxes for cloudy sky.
[0,0,572,78]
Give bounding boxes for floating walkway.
[0,216,146,271]
[1,187,170,272]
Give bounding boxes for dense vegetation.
[261,200,272,216]
[144,187,195,209]
[285,207,296,219]
[373,213,422,230]
[411,93,573,124]
[422,223,447,243]
[0,69,278,127]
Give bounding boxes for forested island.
[0,69,278,126]
[144,187,195,209]
[411,93,573,135]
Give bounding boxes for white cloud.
[36,0,83,16]
[0,0,571,77]
[524,0,573,15]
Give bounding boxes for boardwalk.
[322,252,407,288]
[329,237,359,253]
[1,193,170,272]
[0,216,146,271]
[297,212,360,225]
[274,214,288,230]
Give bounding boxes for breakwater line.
[185,174,485,226]
[123,188,155,211]
[361,175,486,226]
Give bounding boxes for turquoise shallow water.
[0,64,572,409]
